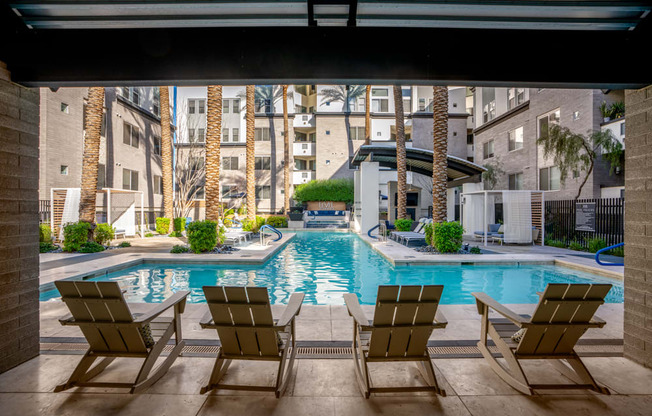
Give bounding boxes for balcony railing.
[293,142,316,156]
[293,170,315,185]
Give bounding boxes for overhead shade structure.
[350,144,485,183]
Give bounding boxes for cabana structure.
[461,190,544,246]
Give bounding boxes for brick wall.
[624,86,652,368]
[0,62,40,373]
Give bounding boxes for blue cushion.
[489,224,500,233]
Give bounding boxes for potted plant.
[289,207,304,221]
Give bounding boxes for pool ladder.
[259,225,282,246]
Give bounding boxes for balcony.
[293,113,315,128]
[293,142,316,157]
[293,170,315,185]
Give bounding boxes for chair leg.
[417,358,446,397]
[558,356,610,395]
[54,351,98,392]
[132,340,185,394]
[351,324,371,398]
[78,357,116,383]
[200,351,232,394]
[478,323,532,395]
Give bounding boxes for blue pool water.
[40,232,623,305]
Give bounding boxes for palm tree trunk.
[79,87,104,229]
[432,86,448,223]
[393,85,407,220]
[159,86,175,226]
[246,85,256,222]
[205,85,223,221]
[365,85,371,145]
[282,85,290,214]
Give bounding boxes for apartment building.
[472,88,625,200]
[39,86,164,226]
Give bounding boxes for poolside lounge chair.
[199,286,304,397]
[53,281,189,394]
[391,219,430,246]
[472,283,612,395]
[473,223,501,240]
[390,218,425,242]
[344,285,448,398]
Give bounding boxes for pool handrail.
[367,223,380,239]
[595,242,624,266]
[260,224,282,242]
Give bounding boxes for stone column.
[360,161,380,236]
[624,86,652,368]
[0,62,40,373]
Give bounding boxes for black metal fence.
[545,198,624,248]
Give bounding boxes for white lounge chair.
[473,283,612,395]
[344,285,448,398]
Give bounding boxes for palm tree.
[282,85,290,213]
[319,85,366,114]
[205,85,223,221]
[79,87,105,231]
[432,86,449,223]
[159,86,175,225]
[393,85,407,220]
[245,85,256,222]
[365,85,371,145]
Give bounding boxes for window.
[198,100,205,114]
[153,136,161,156]
[482,88,496,122]
[123,122,139,148]
[232,128,239,142]
[222,185,238,198]
[132,88,140,106]
[122,168,139,191]
[507,88,525,110]
[349,127,365,140]
[153,175,163,194]
[152,89,160,116]
[122,87,130,100]
[371,88,389,112]
[256,99,272,113]
[537,109,561,139]
[222,128,229,142]
[255,156,271,170]
[188,100,195,114]
[60,103,69,113]
[539,166,561,191]
[573,111,580,121]
[255,127,270,141]
[255,185,271,199]
[620,122,626,136]
[60,165,68,175]
[483,140,495,159]
[197,128,205,143]
[508,173,523,190]
[508,126,524,151]
[97,164,105,189]
[418,98,426,111]
[188,128,196,142]
[326,130,331,135]
[222,156,239,170]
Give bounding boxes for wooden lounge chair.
[344,285,448,398]
[54,280,189,394]
[199,286,304,397]
[472,283,612,395]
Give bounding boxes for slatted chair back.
[516,283,612,355]
[204,286,279,357]
[368,285,443,358]
[55,280,148,353]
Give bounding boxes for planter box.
[288,212,304,221]
[306,201,347,211]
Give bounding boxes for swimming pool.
[40,231,623,305]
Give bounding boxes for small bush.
[39,224,52,243]
[63,222,91,252]
[145,232,154,237]
[242,216,266,233]
[545,238,567,248]
[94,223,115,245]
[424,223,434,246]
[607,246,624,257]
[223,217,233,228]
[469,246,482,254]
[118,241,131,248]
[170,245,189,253]
[78,241,105,253]
[155,217,171,235]
[266,216,288,228]
[187,220,218,253]
[568,240,586,252]
[40,242,57,253]
[431,222,464,253]
[587,238,607,253]
[173,217,186,232]
[237,207,245,215]
[394,218,413,232]
[169,231,183,237]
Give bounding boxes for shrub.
[155,217,171,235]
[62,221,91,252]
[293,178,354,205]
[173,217,186,232]
[607,246,624,257]
[394,218,413,232]
[94,223,115,245]
[223,217,233,228]
[431,221,464,253]
[568,240,586,252]
[545,238,567,248]
[186,220,218,253]
[170,245,189,254]
[169,231,183,237]
[145,232,154,237]
[39,224,52,243]
[237,207,246,215]
[266,216,288,228]
[424,223,434,246]
[242,216,266,233]
[40,242,57,253]
[218,226,226,245]
[118,241,131,248]
[469,246,482,254]
[587,238,607,253]
[78,241,105,253]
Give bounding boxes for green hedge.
[431,222,464,253]
[266,216,288,228]
[94,223,115,245]
[293,178,354,205]
[187,220,218,253]
[39,224,52,243]
[156,217,170,235]
[63,222,91,252]
[78,241,105,253]
[394,218,413,232]
[173,217,186,232]
[242,216,266,233]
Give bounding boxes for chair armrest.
[472,292,526,326]
[434,309,448,327]
[343,293,370,326]
[199,309,213,329]
[276,292,305,327]
[133,291,190,324]
[58,313,75,326]
[590,315,607,328]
